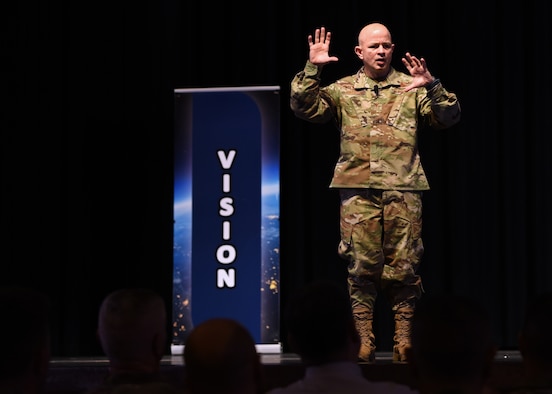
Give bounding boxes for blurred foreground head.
[183,317,263,394]
[284,279,360,365]
[406,294,497,390]
[98,288,167,372]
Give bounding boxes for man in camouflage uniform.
[290,23,461,363]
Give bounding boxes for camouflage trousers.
[338,188,424,322]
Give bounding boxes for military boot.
[353,310,375,362]
[392,300,415,363]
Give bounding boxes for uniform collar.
[353,67,407,90]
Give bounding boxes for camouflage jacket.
[290,61,461,190]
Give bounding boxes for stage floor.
[45,350,526,394]
[49,349,523,367]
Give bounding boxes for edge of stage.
[45,350,525,393]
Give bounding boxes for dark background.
[4,0,552,356]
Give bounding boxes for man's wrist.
[425,78,440,90]
[305,60,322,77]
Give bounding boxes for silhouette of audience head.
[0,285,51,394]
[405,293,497,392]
[284,279,360,365]
[183,317,263,394]
[517,291,552,386]
[97,288,168,374]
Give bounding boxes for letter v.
[217,150,237,169]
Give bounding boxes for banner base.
[171,342,282,355]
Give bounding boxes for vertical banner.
[172,86,280,351]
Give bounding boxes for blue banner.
[173,87,280,347]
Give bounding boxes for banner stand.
[172,86,281,354]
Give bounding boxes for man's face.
[355,26,394,80]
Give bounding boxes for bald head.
[98,288,167,369]
[358,23,392,46]
[184,318,262,394]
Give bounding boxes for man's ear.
[354,46,363,60]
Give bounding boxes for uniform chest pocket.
[385,93,418,135]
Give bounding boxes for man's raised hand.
[308,27,339,66]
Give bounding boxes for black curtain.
[4,0,552,356]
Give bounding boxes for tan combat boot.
[393,300,415,363]
[353,310,375,362]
